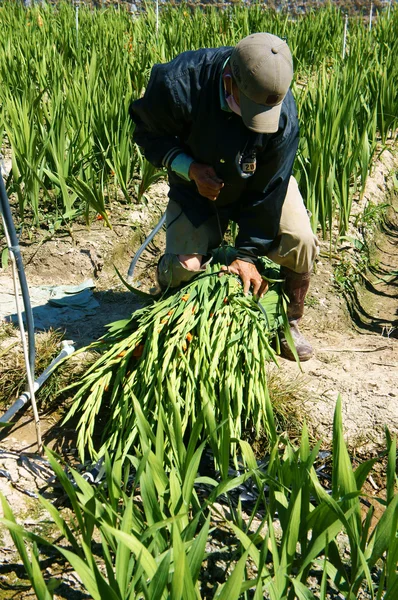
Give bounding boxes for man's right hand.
[220,259,268,299]
[188,162,224,201]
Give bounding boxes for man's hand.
[189,162,224,201]
[220,259,268,298]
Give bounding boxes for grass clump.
[0,327,61,410]
[0,326,93,412]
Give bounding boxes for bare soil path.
[273,154,397,451]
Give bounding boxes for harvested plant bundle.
[66,260,291,463]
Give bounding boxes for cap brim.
[239,91,282,134]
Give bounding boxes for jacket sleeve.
[129,63,193,169]
[235,103,299,262]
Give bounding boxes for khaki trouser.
[158,177,319,288]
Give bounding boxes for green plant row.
[1,398,397,599]
[0,2,397,236]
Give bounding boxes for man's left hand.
[220,259,268,298]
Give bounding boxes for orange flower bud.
[132,344,144,358]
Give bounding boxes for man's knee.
[178,254,203,271]
[157,253,204,289]
[288,231,319,273]
[270,231,319,273]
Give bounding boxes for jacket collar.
[219,57,232,113]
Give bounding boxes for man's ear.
[223,72,233,96]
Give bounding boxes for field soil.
[0,153,397,597]
[2,163,396,450]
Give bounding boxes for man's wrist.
[188,161,198,181]
[235,249,257,265]
[236,251,265,273]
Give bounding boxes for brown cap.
[230,33,293,133]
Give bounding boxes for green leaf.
[332,396,361,535]
[115,497,135,596]
[385,430,397,506]
[354,457,379,490]
[282,488,302,567]
[1,247,9,269]
[227,522,261,568]
[54,546,112,600]
[171,525,185,600]
[0,494,34,580]
[30,544,54,600]
[115,265,157,300]
[101,524,158,579]
[148,551,171,600]
[187,514,211,584]
[290,578,317,599]
[368,493,398,568]
[38,495,81,555]
[384,575,398,600]
[214,549,250,600]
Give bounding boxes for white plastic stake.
[156,0,159,36]
[342,13,348,59]
[75,0,79,47]
[369,3,373,31]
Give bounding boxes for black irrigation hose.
[127,212,166,282]
[0,175,35,379]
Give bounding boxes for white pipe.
[369,3,373,32]
[0,341,75,424]
[1,213,41,451]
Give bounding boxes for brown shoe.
[279,268,313,361]
[280,320,313,361]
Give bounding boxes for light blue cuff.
[170,153,195,182]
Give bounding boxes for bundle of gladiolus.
[65,258,292,464]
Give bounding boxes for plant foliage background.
[0,1,397,235]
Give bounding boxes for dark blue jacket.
[130,47,299,260]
